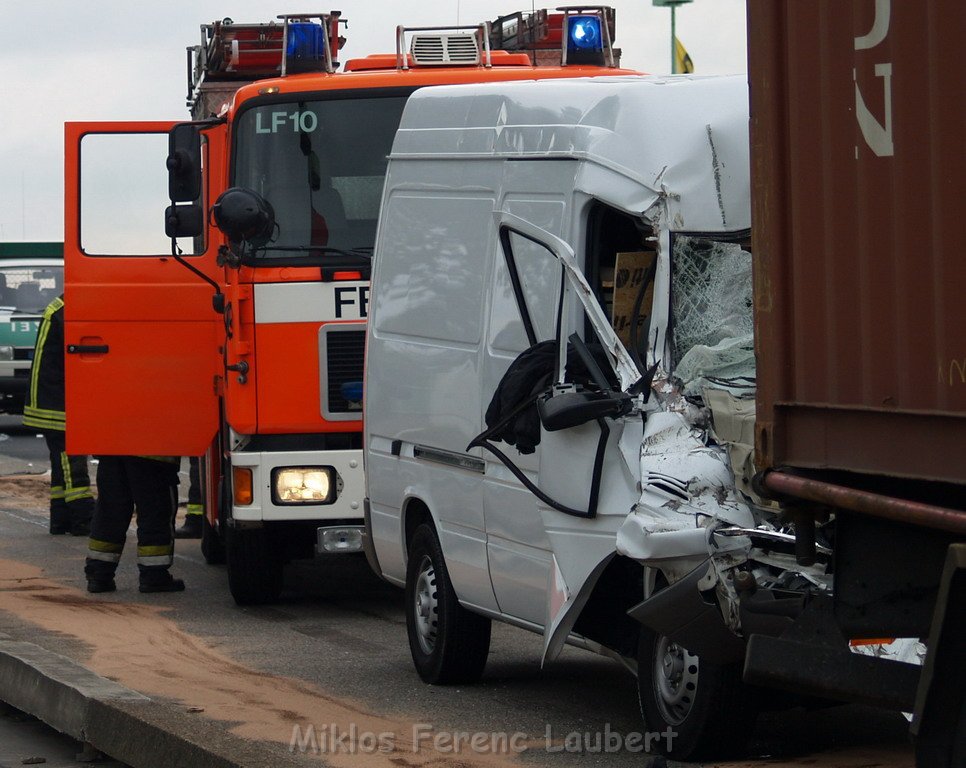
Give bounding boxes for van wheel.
[637,627,755,761]
[406,523,491,684]
[226,526,284,606]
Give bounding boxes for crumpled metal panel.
[392,75,751,236]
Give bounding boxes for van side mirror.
[167,124,202,202]
[537,387,630,432]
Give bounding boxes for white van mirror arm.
[494,211,642,392]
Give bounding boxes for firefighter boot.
[84,557,117,594]
[139,567,185,593]
[174,512,203,539]
[50,499,71,535]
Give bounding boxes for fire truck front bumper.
[228,448,365,528]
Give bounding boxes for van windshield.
[671,234,754,396]
[232,94,408,266]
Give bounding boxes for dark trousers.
[43,429,94,532]
[187,456,203,515]
[85,456,180,583]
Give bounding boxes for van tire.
[405,523,491,684]
[637,627,755,761]
[226,526,284,606]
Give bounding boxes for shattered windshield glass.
[670,235,755,395]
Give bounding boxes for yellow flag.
[674,37,694,74]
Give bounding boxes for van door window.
[584,203,657,372]
[489,230,562,353]
[474,216,637,518]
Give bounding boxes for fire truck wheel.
[636,625,756,761]
[405,523,491,684]
[201,512,226,565]
[226,526,284,605]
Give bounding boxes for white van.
[363,75,827,760]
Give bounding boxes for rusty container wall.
[749,0,966,485]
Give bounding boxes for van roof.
[390,74,750,233]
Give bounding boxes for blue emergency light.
[565,15,605,65]
[286,21,326,71]
[569,16,601,50]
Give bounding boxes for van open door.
[64,121,226,456]
[477,212,645,657]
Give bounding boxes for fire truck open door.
[64,121,226,456]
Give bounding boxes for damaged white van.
[363,75,826,760]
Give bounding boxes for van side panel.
[366,184,499,610]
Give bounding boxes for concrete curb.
[0,640,315,767]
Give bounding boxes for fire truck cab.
[64,8,633,605]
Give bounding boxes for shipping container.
[749,0,966,485]
[746,4,965,764]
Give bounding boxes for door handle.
[67,344,109,354]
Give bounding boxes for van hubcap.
[653,635,700,725]
[413,555,438,655]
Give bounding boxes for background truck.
[745,1,965,764]
[63,8,634,606]
[0,242,63,414]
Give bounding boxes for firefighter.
[23,295,94,536]
[174,456,204,539]
[85,455,185,593]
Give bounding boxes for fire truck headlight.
[0,346,13,361]
[272,467,337,505]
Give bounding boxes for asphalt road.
[0,420,915,768]
[0,706,127,768]
[0,414,49,472]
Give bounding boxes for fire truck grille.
[324,329,365,415]
[410,34,481,65]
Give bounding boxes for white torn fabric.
[677,333,755,396]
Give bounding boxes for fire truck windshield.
[233,94,408,265]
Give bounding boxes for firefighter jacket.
[23,297,66,432]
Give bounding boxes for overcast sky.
[0,0,748,242]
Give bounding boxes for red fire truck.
[64,8,633,605]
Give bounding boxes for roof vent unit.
[410,33,481,65]
[395,23,493,70]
